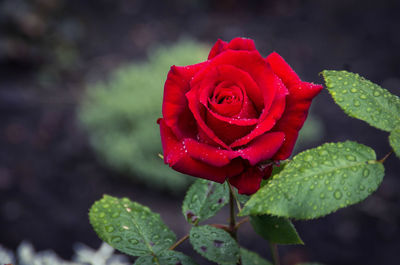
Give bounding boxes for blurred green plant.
[79,40,208,193]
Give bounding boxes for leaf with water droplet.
[189,225,239,264]
[89,195,176,257]
[322,70,400,131]
[389,126,400,159]
[239,141,385,220]
[182,180,229,224]
[250,215,303,245]
[240,248,273,265]
[134,250,198,265]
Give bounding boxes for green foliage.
[89,195,176,257]
[389,127,400,159]
[134,250,197,265]
[240,141,385,219]
[189,225,239,264]
[182,179,229,225]
[79,40,208,192]
[240,248,272,265]
[322,70,400,132]
[250,215,303,245]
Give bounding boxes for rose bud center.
[209,81,243,117]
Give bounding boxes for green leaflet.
[134,250,197,265]
[240,248,272,265]
[89,195,176,257]
[250,215,303,245]
[240,141,385,220]
[182,180,229,224]
[322,70,400,132]
[189,225,239,264]
[389,126,400,159]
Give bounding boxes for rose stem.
[378,150,393,163]
[169,234,189,250]
[270,243,281,265]
[228,182,237,239]
[228,182,242,265]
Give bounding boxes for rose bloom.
[158,38,322,195]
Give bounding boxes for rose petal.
[237,132,285,165]
[194,51,269,112]
[159,118,243,183]
[229,166,263,195]
[208,37,256,59]
[183,138,238,167]
[208,39,228,60]
[266,52,301,88]
[173,156,244,183]
[230,72,287,148]
[163,63,207,139]
[266,53,323,160]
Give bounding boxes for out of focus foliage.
[0,241,129,265]
[79,40,208,193]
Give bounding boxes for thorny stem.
[378,150,393,163]
[169,234,189,250]
[270,243,281,265]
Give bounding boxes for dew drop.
[350,88,357,93]
[346,155,356,161]
[333,190,343,200]
[363,168,370,177]
[111,236,122,243]
[105,225,114,233]
[192,233,200,239]
[309,185,315,190]
[353,100,361,107]
[359,185,365,191]
[320,193,326,199]
[373,91,381,97]
[359,94,367,99]
[99,212,105,218]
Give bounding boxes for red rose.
[158,37,322,195]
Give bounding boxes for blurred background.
[0,0,399,264]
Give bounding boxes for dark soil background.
[1,0,399,264]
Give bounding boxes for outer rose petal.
[237,132,285,166]
[208,37,256,59]
[163,63,207,139]
[159,118,244,183]
[229,166,263,195]
[266,53,323,159]
[183,138,238,167]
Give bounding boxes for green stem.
[169,234,189,250]
[270,243,280,265]
[229,183,237,240]
[378,150,393,163]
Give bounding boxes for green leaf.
[322,70,400,131]
[182,180,229,224]
[189,225,239,264]
[89,195,176,257]
[389,127,400,159]
[240,248,272,265]
[240,141,385,219]
[250,215,303,245]
[134,250,197,265]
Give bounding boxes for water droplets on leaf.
[333,190,343,200]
